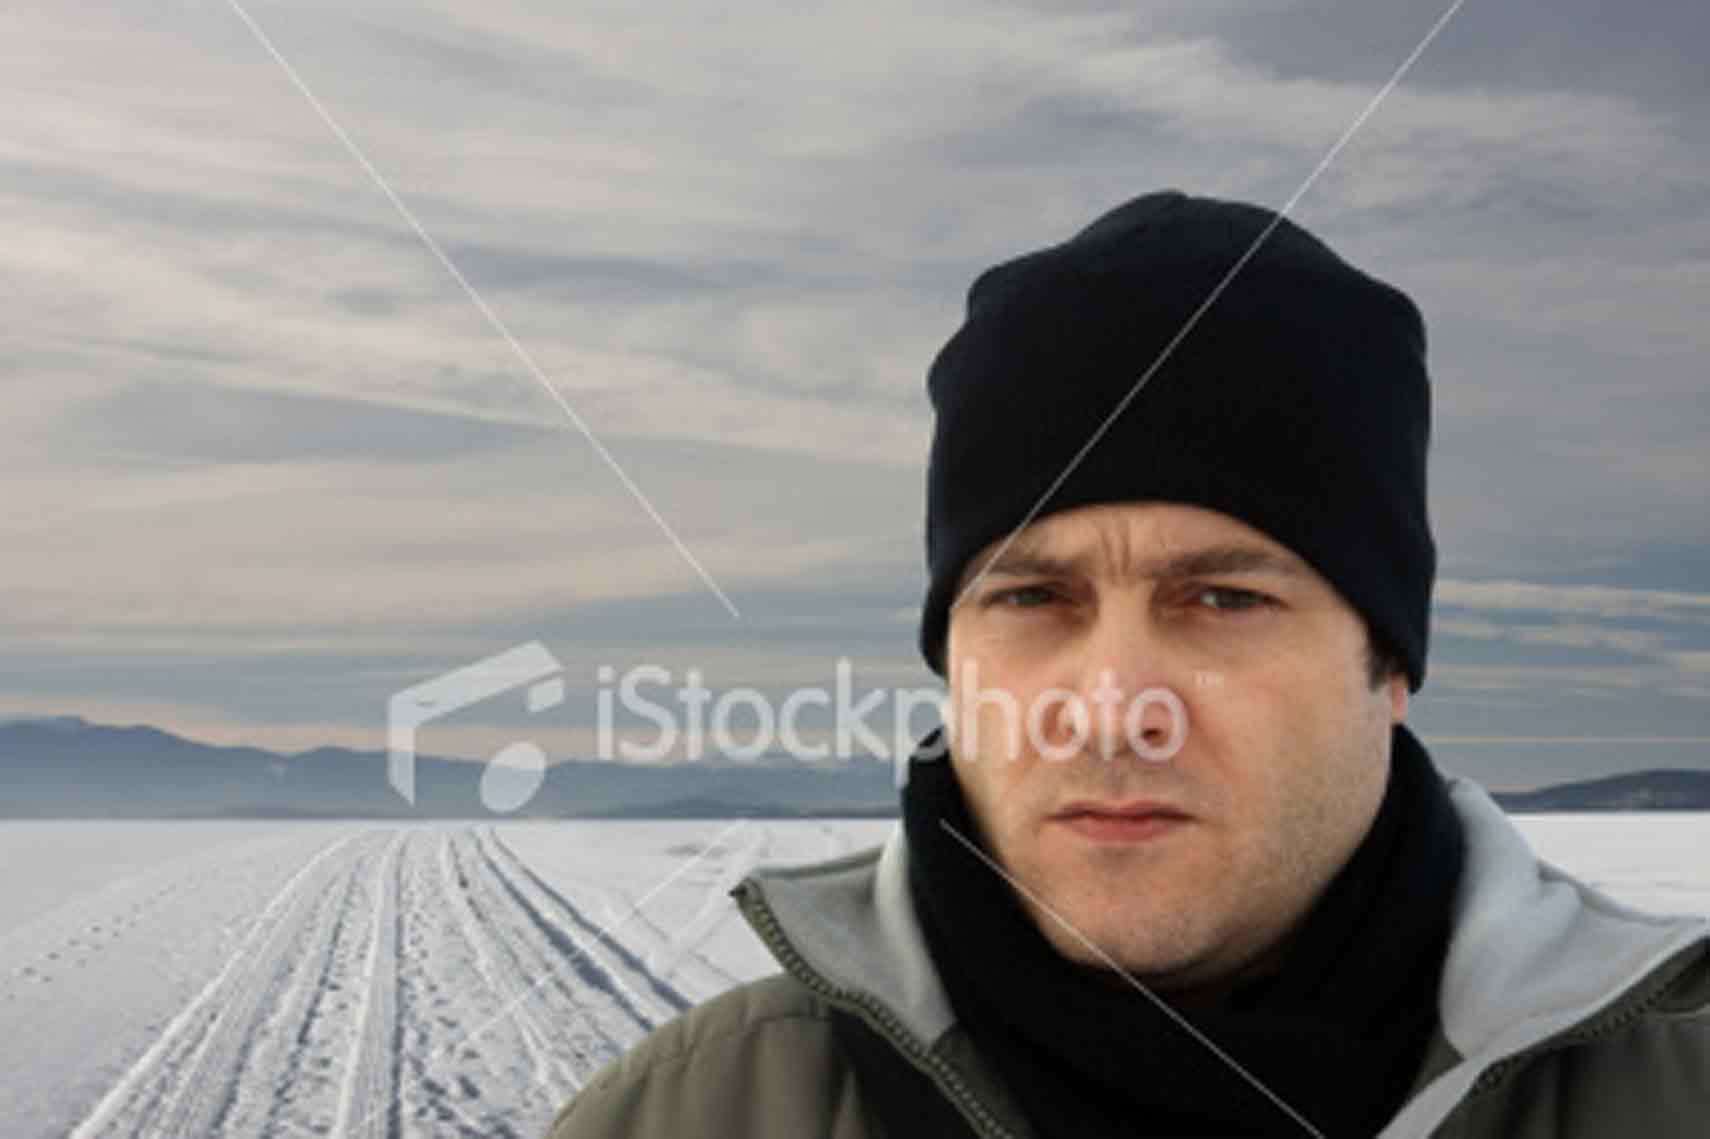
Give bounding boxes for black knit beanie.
[919,189,1436,692]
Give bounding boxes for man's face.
[942,501,1407,994]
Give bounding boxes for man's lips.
[1051,799,1192,821]
[1050,800,1192,843]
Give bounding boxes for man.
[548,192,1710,1138]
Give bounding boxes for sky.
[3,0,1707,790]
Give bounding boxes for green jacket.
[547,778,1710,1138]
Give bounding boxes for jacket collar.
[739,775,1710,1129]
[1378,776,1710,1137]
[738,823,955,1048]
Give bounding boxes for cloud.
[3,1,1706,768]
[1434,616,1677,657]
[0,383,928,673]
[1437,579,1710,622]
[1430,579,1710,710]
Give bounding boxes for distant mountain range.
[2,714,1708,818]
[1490,768,1710,812]
[0,715,898,819]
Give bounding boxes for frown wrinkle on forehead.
[962,525,1310,593]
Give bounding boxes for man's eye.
[988,584,1060,609]
[1196,586,1268,612]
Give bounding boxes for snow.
[1505,812,1710,919]
[0,814,1702,1138]
[0,822,347,933]
[499,818,894,989]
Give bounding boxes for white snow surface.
[0,814,1701,1138]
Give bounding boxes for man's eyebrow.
[969,543,1308,587]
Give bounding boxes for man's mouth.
[1051,800,1192,844]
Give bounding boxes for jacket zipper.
[732,881,1022,1139]
[1464,944,1699,1099]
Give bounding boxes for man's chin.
[1033,911,1207,980]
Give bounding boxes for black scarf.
[866,722,1464,1139]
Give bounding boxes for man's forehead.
[958,503,1314,587]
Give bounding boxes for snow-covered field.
[0,819,890,1139]
[0,814,1704,1139]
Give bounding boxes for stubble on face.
[941,503,1400,996]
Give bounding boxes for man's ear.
[1387,673,1408,725]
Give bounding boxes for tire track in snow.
[234,834,375,1138]
[596,822,770,994]
[333,829,405,1139]
[419,828,585,1126]
[384,827,539,1138]
[137,829,392,1137]
[65,823,748,1139]
[585,885,742,996]
[66,829,371,1139]
[505,823,761,997]
[476,827,694,1023]
[447,829,648,1059]
[356,824,679,1138]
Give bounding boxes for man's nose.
[1067,609,1189,763]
